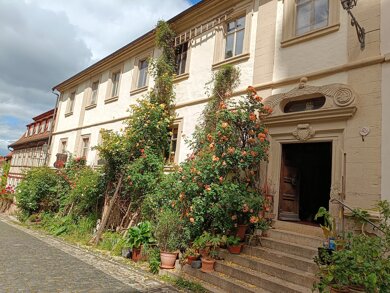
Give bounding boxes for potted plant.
[226,236,242,254]
[182,247,200,265]
[193,232,211,258]
[253,218,270,237]
[125,221,155,262]
[315,207,335,239]
[200,234,222,273]
[154,209,187,269]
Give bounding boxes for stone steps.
[261,237,318,259]
[267,229,323,248]
[242,245,317,274]
[219,250,316,288]
[215,261,311,293]
[183,222,321,292]
[183,264,269,293]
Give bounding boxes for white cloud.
[0,0,192,155]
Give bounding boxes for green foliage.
[16,167,70,215]
[315,207,335,238]
[142,244,160,274]
[0,161,10,190]
[125,221,155,249]
[160,275,207,293]
[226,235,241,246]
[154,209,189,252]
[63,167,104,216]
[314,201,390,292]
[97,232,124,253]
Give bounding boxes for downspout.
[45,90,60,166]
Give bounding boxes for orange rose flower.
[249,112,257,121]
[227,147,235,154]
[221,122,229,129]
[205,185,211,191]
[190,217,195,223]
[212,155,220,162]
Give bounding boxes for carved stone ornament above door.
[292,124,315,141]
[263,78,357,126]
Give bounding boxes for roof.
[9,132,50,149]
[52,0,239,92]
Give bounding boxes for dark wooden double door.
[278,143,332,223]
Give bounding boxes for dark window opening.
[284,96,325,113]
[175,42,188,75]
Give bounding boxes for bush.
[16,167,69,215]
[62,167,104,216]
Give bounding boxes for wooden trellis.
[174,9,233,47]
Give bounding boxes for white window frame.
[88,79,100,106]
[59,138,68,154]
[281,0,339,47]
[80,135,91,159]
[66,91,76,115]
[131,50,153,95]
[174,42,190,76]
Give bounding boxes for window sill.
[85,104,97,110]
[281,24,340,48]
[130,86,148,96]
[104,96,119,104]
[212,53,250,70]
[173,72,189,83]
[65,112,73,117]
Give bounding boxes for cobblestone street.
[0,217,178,293]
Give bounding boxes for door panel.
[279,149,300,221]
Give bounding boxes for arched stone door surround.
[263,79,358,223]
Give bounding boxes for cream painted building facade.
[50,0,389,226]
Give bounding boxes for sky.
[0,0,202,156]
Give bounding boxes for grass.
[160,275,207,293]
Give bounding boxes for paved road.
[0,218,177,293]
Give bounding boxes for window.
[282,0,339,46]
[111,72,120,97]
[90,81,99,105]
[35,123,40,135]
[60,139,68,154]
[175,42,188,75]
[296,0,329,36]
[67,92,75,114]
[165,125,179,164]
[40,121,46,133]
[225,16,245,59]
[29,125,34,136]
[47,119,52,132]
[81,136,90,158]
[284,96,326,113]
[137,59,148,88]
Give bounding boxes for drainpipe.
[45,90,60,166]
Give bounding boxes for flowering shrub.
[149,65,270,238]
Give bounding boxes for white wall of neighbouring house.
[381,0,390,201]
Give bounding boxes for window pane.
[235,30,245,56]
[69,92,75,112]
[225,34,234,59]
[236,16,245,29]
[296,1,311,35]
[314,0,329,29]
[227,21,236,32]
[91,81,99,104]
[111,72,120,97]
[175,42,188,75]
[138,60,148,88]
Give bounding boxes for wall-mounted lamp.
[340,0,365,49]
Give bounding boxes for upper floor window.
[81,136,90,158]
[35,123,40,135]
[67,92,75,114]
[296,0,329,36]
[40,121,46,133]
[90,81,99,105]
[29,125,34,136]
[281,0,338,47]
[225,16,245,59]
[111,72,120,98]
[175,42,188,75]
[47,119,52,132]
[137,59,148,88]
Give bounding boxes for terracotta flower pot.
[227,245,242,254]
[187,255,198,265]
[132,247,142,262]
[201,258,215,272]
[160,251,178,269]
[236,224,248,241]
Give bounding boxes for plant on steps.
[125,221,155,262]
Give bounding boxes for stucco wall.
[381,0,390,201]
